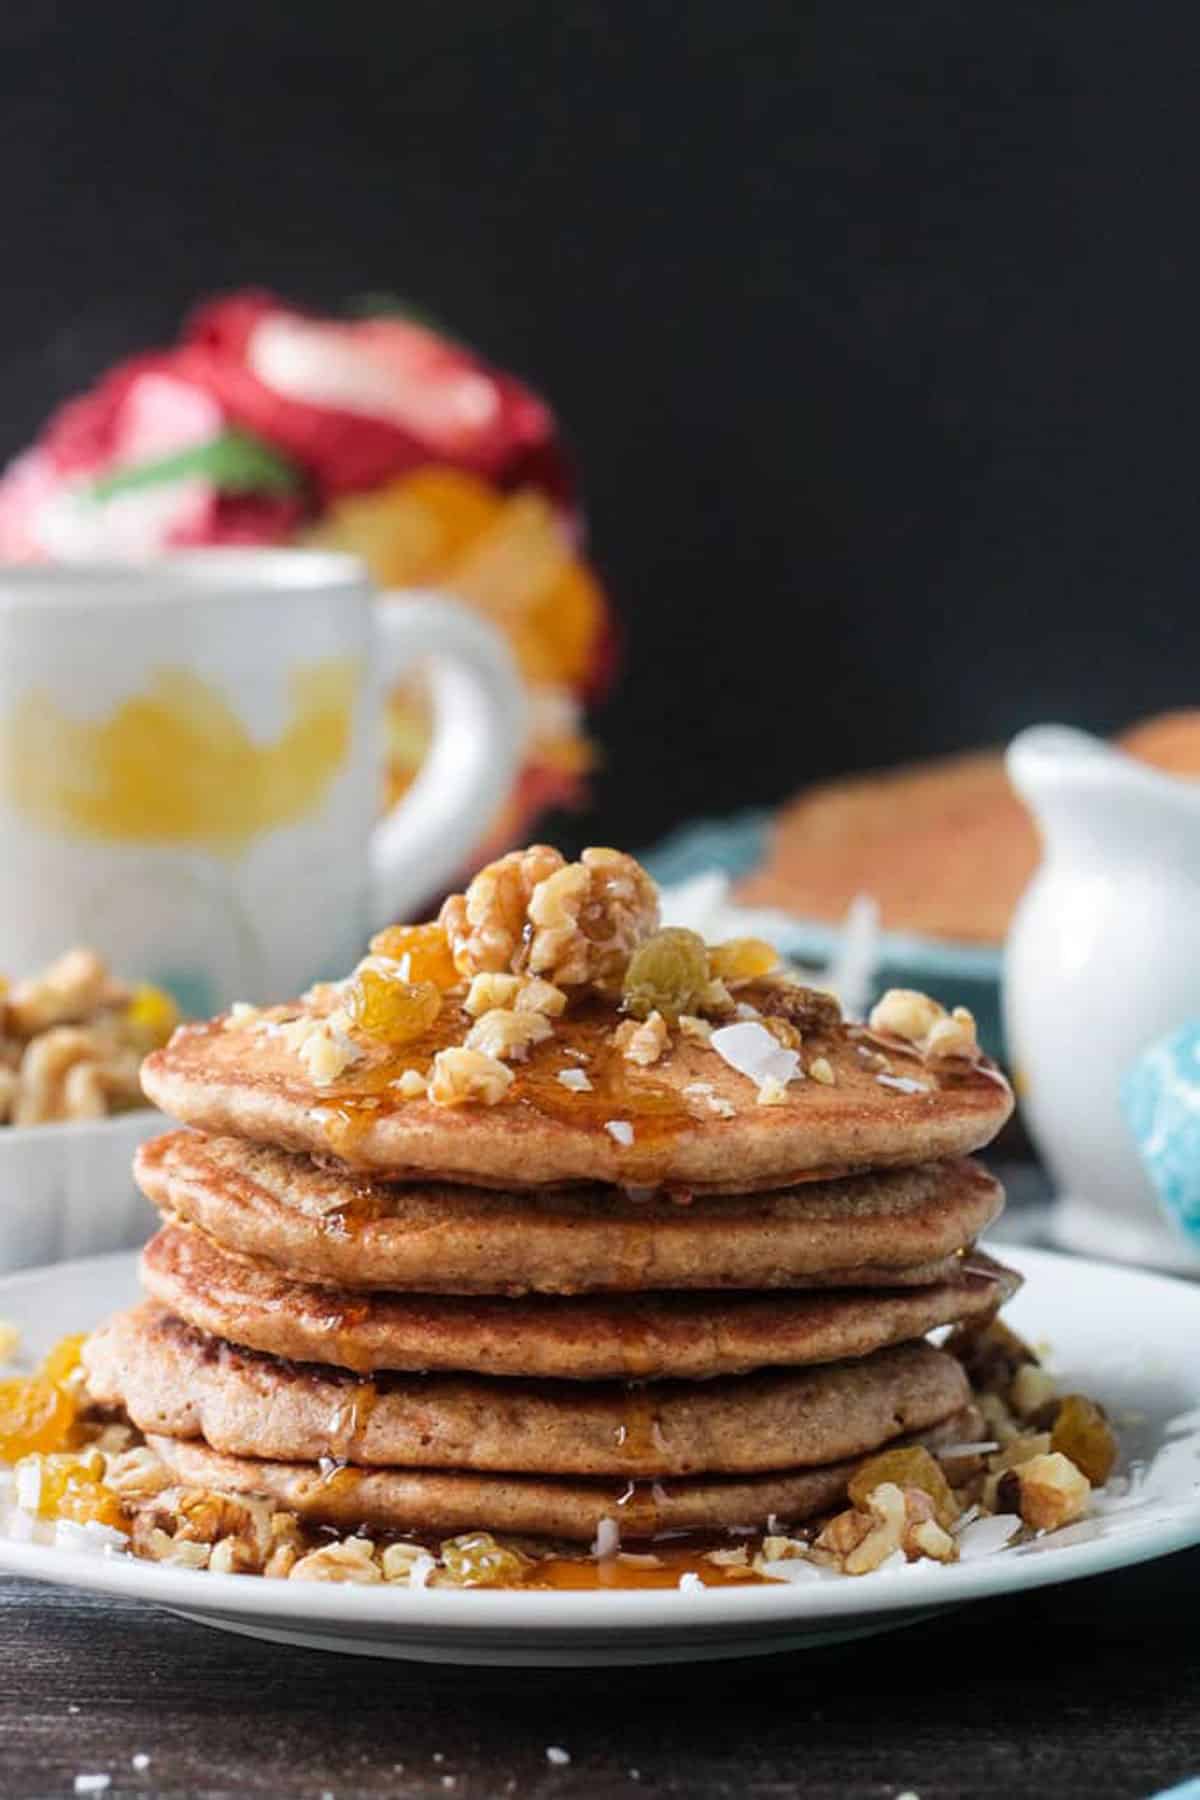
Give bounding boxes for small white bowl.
[0,1109,162,1273]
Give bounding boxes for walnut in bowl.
[0,950,179,1271]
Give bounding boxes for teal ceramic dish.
[641,812,1006,1060]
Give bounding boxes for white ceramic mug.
[0,551,524,1011]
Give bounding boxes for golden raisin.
[708,938,780,984]
[369,922,460,990]
[622,928,710,1021]
[439,1531,530,1588]
[1050,1394,1119,1486]
[347,971,442,1045]
[0,1377,75,1460]
[847,1446,960,1530]
[40,1332,87,1392]
[125,984,180,1048]
[20,1450,128,1532]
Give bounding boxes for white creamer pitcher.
[1005,724,1200,1271]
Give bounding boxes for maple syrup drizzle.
[526,1545,769,1590]
[309,997,695,1171]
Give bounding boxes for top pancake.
[142,989,1012,1191]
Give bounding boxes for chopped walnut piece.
[868,988,979,1061]
[290,1537,383,1583]
[613,1011,669,1067]
[758,1534,808,1563]
[816,1482,958,1574]
[132,1524,211,1569]
[223,1002,263,1031]
[1009,1363,1059,1420]
[104,1446,174,1499]
[440,845,658,991]
[705,1544,750,1568]
[808,1056,836,1085]
[428,1046,514,1106]
[465,1007,553,1062]
[514,978,567,1018]
[762,1016,801,1051]
[925,1009,979,1059]
[440,845,566,978]
[527,848,660,989]
[5,949,116,1037]
[12,1026,143,1125]
[381,1542,430,1584]
[464,972,524,1017]
[282,1015,359,1087]
[998,1452,1091,1532]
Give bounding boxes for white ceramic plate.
[0,1111,160,1273]
[0,1246,1197,1666]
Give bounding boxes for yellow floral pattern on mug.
[0,659,358,852]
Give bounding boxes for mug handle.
[368,591,525,931]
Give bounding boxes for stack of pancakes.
[84,864,1018,1552]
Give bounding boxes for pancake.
[136,1132,1005,1295]
[83,1304,969,1477]
[738,713,1200,945]
[141,990,1012,1191]
[141,1221,1017,1381]
[146,1405,984,1542]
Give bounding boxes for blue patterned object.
[1122,1025,1200,1246]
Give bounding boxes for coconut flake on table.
[710,1022,801,1089]
[557,1068,593,1093]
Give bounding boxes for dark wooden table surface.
[1,1165,1196,1800]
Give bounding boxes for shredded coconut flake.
[677,1571,704,1593]
[710,1021,801,1089]
[592,1517,620,1558]
[876,1072,930,1095]
[556,1068,593,1092]
[74,1780,110,1796]
[409,1552,436,1589]
[546,1747,571,1767]
[956,1514,1022,1560]
[604,1119,634,1146]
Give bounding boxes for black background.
[3,1,1199,852]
